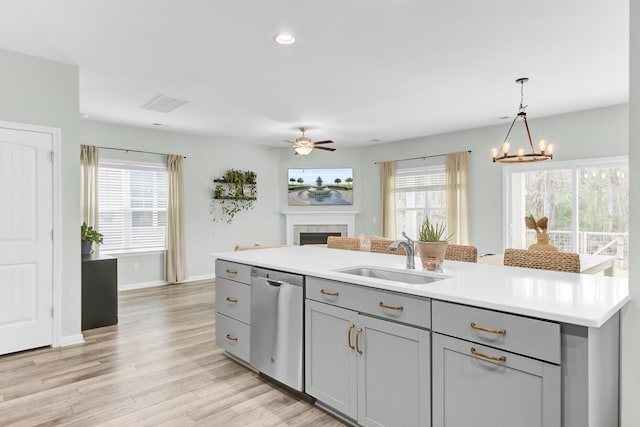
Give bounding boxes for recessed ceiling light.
[274,34,296,45]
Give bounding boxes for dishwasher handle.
[256,276,284,287]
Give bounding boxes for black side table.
[81,253,118,330]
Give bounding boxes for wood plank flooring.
[0,281,348,426]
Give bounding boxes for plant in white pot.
[416,217,453,268]
[81,222,103,255]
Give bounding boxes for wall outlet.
[133,262,140,272]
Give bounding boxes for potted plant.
[81,222,103,255]
[415,217,453,267]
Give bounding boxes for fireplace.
[300,232,342,245]
[282,211,358,245]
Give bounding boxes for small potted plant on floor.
[81,222,103,255]
[415,217,453,268]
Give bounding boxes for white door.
[0,125,53,355]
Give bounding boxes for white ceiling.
[0,0,629,149]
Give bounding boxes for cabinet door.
[357,315,430,427]
[305,300,358,420]
[432,333,560,427]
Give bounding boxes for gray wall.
[80,120,282,285]
[0,48,81,339]
[622,1,639,424]
[359,104,628,255]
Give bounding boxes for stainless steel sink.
[337,266,443,285]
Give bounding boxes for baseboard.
[183,274,215,283]
[58,334,85,347]
[119,274,216,291]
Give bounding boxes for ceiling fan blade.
[312,140,334,145]
[314,146,336,151]
[284,139,295,144]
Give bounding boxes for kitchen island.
[213,245,630,427]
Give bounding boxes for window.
[505,157,628,272]
[395,166,446,240]
[98,159,167,253]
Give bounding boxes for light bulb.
[547,144,554,155]
[503,141,510,155]
[492,147,499,158]
[538,139,547,152]
[517,148,524,157]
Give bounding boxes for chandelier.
[492,77,553,163]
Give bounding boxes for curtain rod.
[373,150,471,165]
[98,146,186,159]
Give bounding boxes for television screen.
[288,168,353,205]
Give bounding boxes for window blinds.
[98,159,167,252]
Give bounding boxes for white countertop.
[212,245,630,328]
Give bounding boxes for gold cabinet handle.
[225,269,238,275]
[225,296,238,303]
[355,328,363,355]
[471,347,506,362]
[225,334,238,342]
[320,289,339,297]
[470,322,506,335]
[347,323,355,349]
[379,301,403,311]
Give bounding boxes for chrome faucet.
[389,232,415,269]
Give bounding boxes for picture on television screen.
[288,168,353,206]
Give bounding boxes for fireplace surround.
[282,211,358,245]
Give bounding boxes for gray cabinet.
[305,296,430,427]
[214,260,252,363]
[431,300,561,427]
[432,333,560,427]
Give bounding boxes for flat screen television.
[287,168,353,206]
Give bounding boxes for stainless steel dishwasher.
[250,267,304,391]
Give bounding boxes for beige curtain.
[165,154,188,283]
[446,151,470,245]
[80,145,99,228]
[379,161,396,239]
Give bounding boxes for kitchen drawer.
[216,277,250,324]
[306,277,430,329]
[215,313,250,362]
[215,260,251,284]
[432,300,560,364]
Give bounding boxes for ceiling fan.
[287,127,336,155]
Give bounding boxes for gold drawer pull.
[225,269,238,275]
[355,328,363,355]
[320,289,339,297]
[225,334,238,342]
[225,296,238,303]
[347,323,355,349]
[379,301,403,311]
[471,347,506,362]
[470,322,506,335]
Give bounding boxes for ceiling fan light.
[295,146,313,155]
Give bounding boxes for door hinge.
[51,229,54,240]
[50,151,54,163]
[51,307,54,318]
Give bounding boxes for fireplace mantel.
[282,211,358,245]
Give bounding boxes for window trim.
[502,155,628,251]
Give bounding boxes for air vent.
[141,95,189,113]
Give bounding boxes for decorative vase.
[416,241,448,268]
[528,232,557,251]
[81,241,92,255]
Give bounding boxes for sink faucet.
[389,232,415,269]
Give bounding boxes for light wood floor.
[0,281,348,426]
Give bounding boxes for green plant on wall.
[211,169,258,223]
